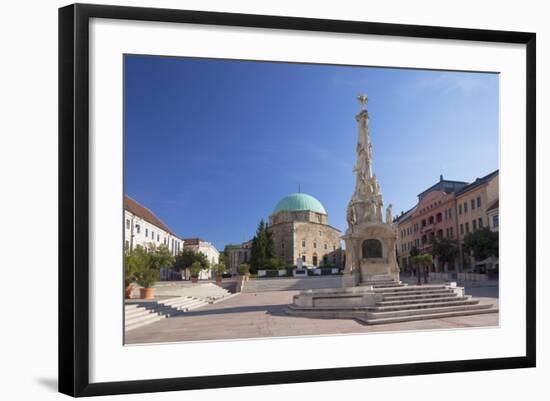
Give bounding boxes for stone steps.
[125,296,211,332]
[368,298,477,312]
[372,285,448,293]
[357,307,498,325]
[376,295,468,306]
[381,291,455,301]
[366,303,491,319]
[377,290,453,299]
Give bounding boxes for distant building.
[487,199,499,232]
[455,170,499,270]
[124,195,183,256]
[395,170,499,273]
[395,176,467,274]
[227,240,253,275]
[268,193,343,268]
[182,238,220,267]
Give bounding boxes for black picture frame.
[59,3,536,397]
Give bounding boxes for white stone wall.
[124,210,183,256]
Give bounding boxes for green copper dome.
[272,193,327,215]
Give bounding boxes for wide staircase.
[357,280,496,325]
[125,283,235,332]
[286,276,497,325]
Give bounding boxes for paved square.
[125,287,498,344]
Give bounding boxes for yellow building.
[455,170,499,269]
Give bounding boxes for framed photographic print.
[58,3,536,397]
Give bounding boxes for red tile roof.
[182,238,202,245]
[124,195,177,237]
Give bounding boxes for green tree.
[146,243,174,271]
[264,257,286,270]
[213,262,226,277]
[250,219,275,273]
[124,245,160,288]
[238,263,250,276]
[463,227,499,261]
[189,261,203,278]
[174,248,209,271]
[431,238,458,270]
[411,253,433,284]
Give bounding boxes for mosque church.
[267,192,344,268]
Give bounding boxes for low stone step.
[357,307,498,325]
[373,285,448,293]
[381,291,455,301]
[368,298,478,312]
[366,303,491,319]
[125,314,166,331]
[125,310,167,326]
[376,295,465,306]
[379,289,454,298]
[372,284,407,289]
[125,307,157,318]
[159,299,203,309]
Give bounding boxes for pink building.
[395,176,467,273]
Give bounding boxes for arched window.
[362,239,382,258]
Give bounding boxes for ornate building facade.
[395,170,499,273]
[268,193,343,268]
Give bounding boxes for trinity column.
[342,95,399,287]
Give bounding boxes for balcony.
[421,222,434,233]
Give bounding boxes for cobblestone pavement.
[125,287,499,344]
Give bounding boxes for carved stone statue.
[386,204,393,224]
[346,202,357,227]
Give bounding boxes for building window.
[145,228,148,238]
[448,208,452,218]
[135,224,141,234]
[473,219,477,230]
[313,242,317,249]
[157,234,160,241]
[282,243,284,249]
[493,215,499,228]
[450,227,454,238]
[429,216,434,224]
[460,224,464,234]
[459,204,462,214]
[478,217,483,228]
[302,255,306,262]
[126,219,130,229]
[333,245,336,251]
[464,202,468,212]
[465,222,470,233]
[324,244,328,250]
[302,240,306,247]
[471,199,476,210]
[477,196,481,208]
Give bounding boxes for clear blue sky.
[124,55,499,250]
